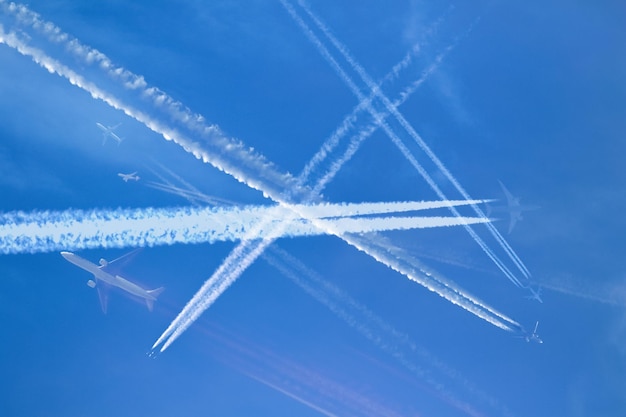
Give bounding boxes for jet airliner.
[96,122,123,145]
[118,172,140,182]
[61,250,164,313]
[517,321,543,344]
[524,286,543,303]
[486,180,540,234]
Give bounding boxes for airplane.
[118,171,140,182]
[486,180,540,234]
[524,286,543,303]
[60,250,164,313]
[523,321,543,344]
[96,122,123,145]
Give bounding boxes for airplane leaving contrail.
[286,0,531,286]
[0,200,490,255]
[0,5,522,350]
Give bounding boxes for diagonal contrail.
[263,246,512,417]
[288,0,531,286]
[0,5,522,351]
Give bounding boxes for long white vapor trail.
[290,0,531,285]
[0,4,521,350]
[264,246,511,417]
[0,200,490,255]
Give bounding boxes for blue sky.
[1,1,625,416]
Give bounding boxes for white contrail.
[144,181,232,207]
[290,0,530,285]
[264,246,513,417]
[0,6,521,349]
[0,201,490,255]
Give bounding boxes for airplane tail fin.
[148,287,165,297]
[485,203,492,216]
[145,287,165,312]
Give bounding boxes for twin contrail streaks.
[0,200,489,255]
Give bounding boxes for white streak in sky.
[263,246,500,417]
[0,201,490,255]
[290,0,530,286]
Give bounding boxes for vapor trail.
[264,246,501,417]
[144,181,232,207]
[0,5,521,349]
[290,0,530,285]
[0,201,489,255]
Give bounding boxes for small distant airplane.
[524,286,543,303]
[486,180,540,234]
[522,321,543,344]
[61,250,164,313]
[96,122,123,145]
[118,171,140,182]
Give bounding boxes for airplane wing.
[533,321,540,334]
[96,282,110,314]
[102,248,143,274]
[508,213,518,234]
[498,180,517,206]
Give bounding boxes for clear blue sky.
[1,1,625,416]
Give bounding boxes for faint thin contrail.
[0,201,489,255]
[263,246,500,417]
[289,0,530,286]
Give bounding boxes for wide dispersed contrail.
[288,0,531,286]
[0,200,490,255]
[263,246,512,417]
[0,3,522,351]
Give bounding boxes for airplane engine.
[99,258,108,267]
[87,280,96,288]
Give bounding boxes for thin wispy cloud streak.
[206,325,409,417]
[290,0,531,288]
[0,201,488,255]
[0,3,522,350]
[264,246,513,417]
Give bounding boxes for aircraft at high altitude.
[118,171,140,182]
[61,250,164,313]
[524,286,543,303]
[96,122,123,145]
[520,321,543,344]
[486,180,540,234]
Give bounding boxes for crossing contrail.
[0,4,523,351]
[287,0,530,287]
[0,200,490,255]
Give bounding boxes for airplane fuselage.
[96,122,122,144]
[61,251,156,301]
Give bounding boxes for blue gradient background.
[1,1,625,416]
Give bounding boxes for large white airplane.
[61,250,164,313]
[96,122,123,145]
[118,171,140,182]
[487,180,540,234]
